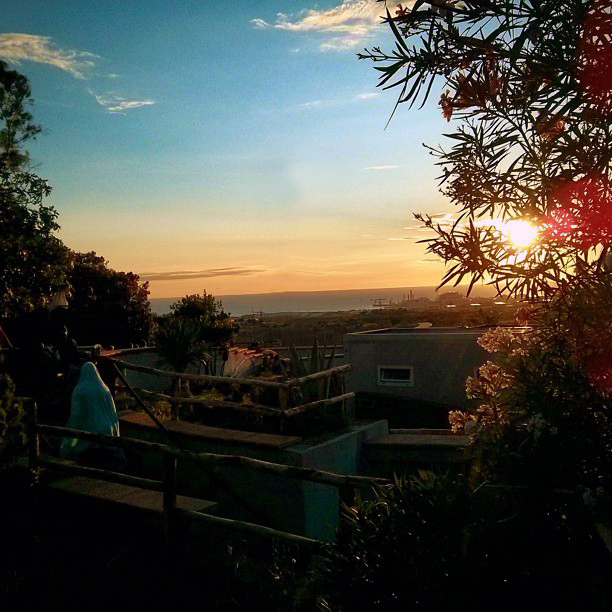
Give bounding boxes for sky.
[2,0,455,298]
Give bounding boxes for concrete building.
[344,327,527,412]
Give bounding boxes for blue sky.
[2,0,452,297]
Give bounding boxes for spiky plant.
[154,318,208,397]
[288,339,339,403]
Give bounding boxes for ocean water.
[149,285,499,316]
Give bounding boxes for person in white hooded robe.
[60,362,122,464]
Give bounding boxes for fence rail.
[36,424,387,490]
[105,356,354,419]
[30,415,387,553]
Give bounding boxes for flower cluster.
[477,326,519,355]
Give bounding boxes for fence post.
[278,387,288,411]
[163,452,178,552]
[27,400,40,485]
[339,484,355,508]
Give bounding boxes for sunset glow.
[505,220,539,248]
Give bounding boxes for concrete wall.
[119,413,388,541]
[345,329,489,409]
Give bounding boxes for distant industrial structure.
[371,291,515,311]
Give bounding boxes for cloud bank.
[251,0,406,51]
[140,267,265,282]
[0,33,97,78]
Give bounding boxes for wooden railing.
[28,403,388,553]
[104,356,354,421]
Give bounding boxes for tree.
[0,60,42,171]
[359,0,610,301]
[66,251,154,347]
[0,61,68,318]
[355,4,612,596]
[360,0,612,482]
[169,292,238,348]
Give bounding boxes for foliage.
[360,0,611,301]
[288,340,341,403]
[451,309,611,490]
[320,471,611,611]
[169,292,238,348]
[66,251,154,347]
[287,339,336,378]
[0,60,42,171]
[0,61,68,318]
[321,472,468,610]
[0,364,26,464]
[154,317,209,374]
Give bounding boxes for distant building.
[436,291,468,306]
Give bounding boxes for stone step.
[46,475,219,516]
[364,433,470,465]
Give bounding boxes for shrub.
[0,365,26,465]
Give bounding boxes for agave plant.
[288,338,336,378]
[288,339,339,403]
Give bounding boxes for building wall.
[345,330,489,409]
[119,413,388,541]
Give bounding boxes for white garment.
[60,362,120,458]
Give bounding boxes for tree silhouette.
[360,0,611,300]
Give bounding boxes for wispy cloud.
[365,165,398,170]
[0,33,153,115]
[251,0,406,52]
[250,18,270,30]
[140,267,265,282]
[0,33,97,78]
[93,91,155,113]
[299,99,324,108]
[298,91,380,110]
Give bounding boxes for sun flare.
[505,220,538,248]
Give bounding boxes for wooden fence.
[103,356,354,421]
[28,402,387,553]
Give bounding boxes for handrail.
[36,424,388,490]
[108,361,271,524]
[138,389,283,416]
[106,355,352,417]
[177,508,328,553]
[39,456,164,491]
[288,365,351,386]
[283,392,355,417]
[105,356,351,389]
[106,357,291,389]
[137,389,355,419]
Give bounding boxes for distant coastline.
[149,285,499,316]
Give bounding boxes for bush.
[0,365,26,465]
[318,472,611,611]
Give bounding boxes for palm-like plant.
[155,318,208,396]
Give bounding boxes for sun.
[505,220,538,248]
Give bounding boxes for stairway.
[46,475,219,517]
[363,430,470,474]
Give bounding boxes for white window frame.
[377,365,414,387]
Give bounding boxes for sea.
[149,285,499,316]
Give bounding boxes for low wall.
[118,411,388,541]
